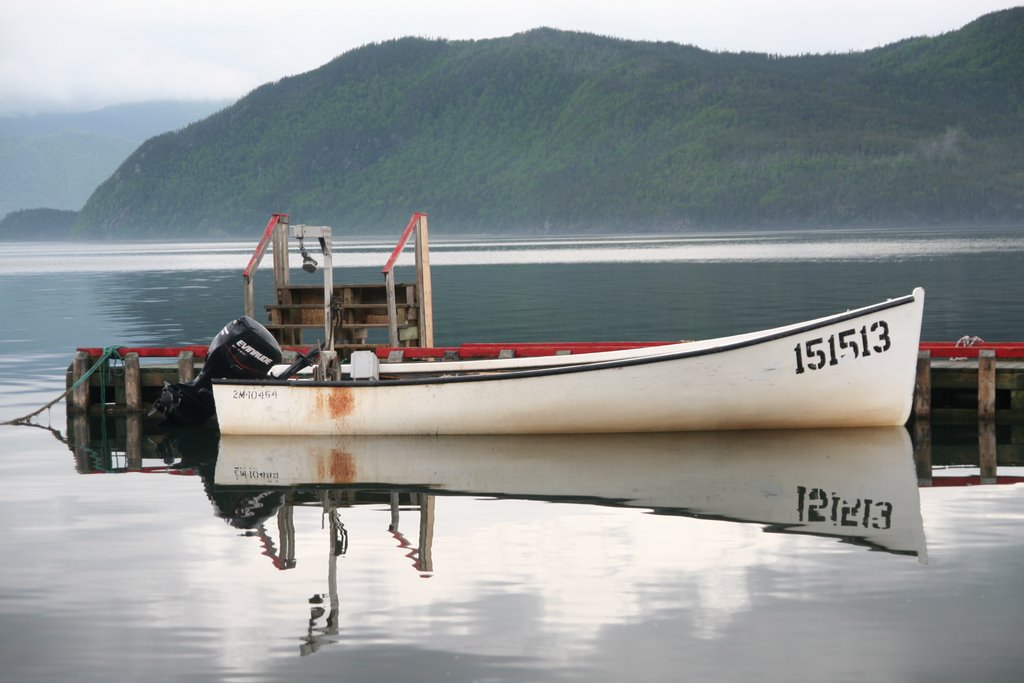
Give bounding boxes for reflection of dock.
[215,485,435,657]
[239,489,434,576]
[64,413,1024,490]
[912,419,1024,486]
[65,412,214,474]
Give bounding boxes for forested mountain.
[75,8,1024,237]
[0,101,230,220]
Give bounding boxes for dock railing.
[241,211,433,352]
[382,212,433,347]
[243,213,290,319]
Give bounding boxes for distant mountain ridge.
[64,8,1024,236]
[0,101,232,141]
[0,101,230,220]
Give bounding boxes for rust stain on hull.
[315,387,355,418]
[316,448,356,483]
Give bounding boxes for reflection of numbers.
[798,486,893,530]
[841,500,863,527]
[872,502,893,529]
[796,486,829,522]
[871,320,891,353]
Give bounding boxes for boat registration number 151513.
[793,320,891,374]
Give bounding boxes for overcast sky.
[1,0,1019,116]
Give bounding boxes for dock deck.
[65,343,1024,424]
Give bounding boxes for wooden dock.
[66,342,1024,424]
[913,345,1024,422]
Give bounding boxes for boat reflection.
[62,422,928,656]
[213,428,927,560]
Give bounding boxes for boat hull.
[213,288,925,435]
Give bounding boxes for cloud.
[1,0,1020,115]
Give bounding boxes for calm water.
[2,227,1024,682]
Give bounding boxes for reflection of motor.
[151,316,283,426]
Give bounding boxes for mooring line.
[1,346,122,427]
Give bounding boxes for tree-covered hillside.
[76,9,1024,237]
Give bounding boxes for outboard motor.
[152,316,283,426]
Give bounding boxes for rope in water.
[1,346,123,427]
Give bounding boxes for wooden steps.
[265,282,421,347]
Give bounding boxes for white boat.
[211,287,925,435]
[213,427,928,558]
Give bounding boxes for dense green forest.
[74,8,1024,237]
[0,208,78,238]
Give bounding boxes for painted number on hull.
[797,485,893,530]
[793,320,891,374]
[231,389,279,400]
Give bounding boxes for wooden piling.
[978,349,997,420]
[177,350,195,383]
[414,214,434,347]
[385,269,400,347]
[124,352,141,412]
[914,350,931,420]
[71,350,90,413]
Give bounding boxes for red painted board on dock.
[919,342,1024,358]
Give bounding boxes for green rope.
[96,346,123,411]
[1,346,123,427]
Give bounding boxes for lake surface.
[2,227,1023,682]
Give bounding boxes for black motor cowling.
[202,316,284,382]
[152,316,283,426]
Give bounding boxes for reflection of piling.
[278,501,296,568]
[912,420,932,486]
[125,414,143,470]
[418,494,434,574]
[70,413,91,472]
[979,420,998,484]
[388,492,434,574]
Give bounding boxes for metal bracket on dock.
[289,224,336,354]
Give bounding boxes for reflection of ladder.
[242,213,434,357]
